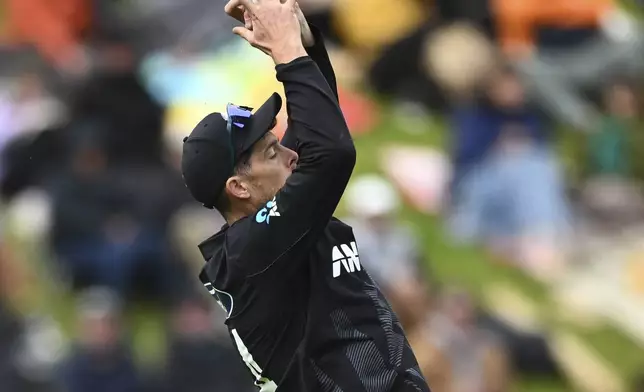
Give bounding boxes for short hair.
[214,149,253,216]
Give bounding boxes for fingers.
[225,0,256,15]
[226,5,245,23]
[295,4,314,47]
[224,0,238,15]
[232,26,254,43]
[294,3,307,25]
[225,3,254,31]
[232,26,271,56]
[244,9,253,29]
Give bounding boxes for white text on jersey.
[332,242,361,278]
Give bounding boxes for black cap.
[181,93,282,209]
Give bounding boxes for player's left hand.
[226,1,315,48]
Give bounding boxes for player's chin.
[276,172,292,193]
[285,168,296,181]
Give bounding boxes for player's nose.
[287,148,298,170]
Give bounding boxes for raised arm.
[224,0,355,277]
[301,23,339,100]
[226,3,338,150]
[281,23,339,150]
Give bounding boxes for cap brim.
[240,92,282,153]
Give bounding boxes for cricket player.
[181,0,431,390]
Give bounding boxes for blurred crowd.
[0,0,643,391]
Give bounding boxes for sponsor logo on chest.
[332,241,361,278]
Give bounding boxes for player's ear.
[225,175,251,201]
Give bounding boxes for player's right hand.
[224,0,307,64]
[226,2,315,48]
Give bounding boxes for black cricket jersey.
[198,27,430,392]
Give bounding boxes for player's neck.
[224,203,257,226]
[224,211,245,226]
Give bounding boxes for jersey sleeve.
[281,24,338,151]
[241,54,355,278]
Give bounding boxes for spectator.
[409,289,511,392]
[0,73,66,179]
[368,20,452,114]
[448,66,571,281]
[60,287,142,392]
[496,0,644,129]
[47,32,191,301]
[0,72,65,133]
[156,293,252,392]
[333,0,428,56]
[588,80,640,177]
[4,0,92,73]
[48,139,188,301]
[581,79,644,227]
[369,2,496,113]
[0,76,67,201]
[66,32,165,167]
[344,174,430,331]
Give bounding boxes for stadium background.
[0,0,643,391]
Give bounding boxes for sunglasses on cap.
[226,102,279,135]
[226,103,253,133]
